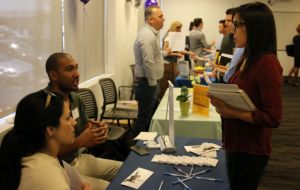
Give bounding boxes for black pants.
[134,79,158,135]
[226,152,269,190]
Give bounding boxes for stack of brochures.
[208,83,256,111]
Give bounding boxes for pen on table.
[192,169,212,176]
[163,172,188,177]
[172,176,194,185]
[195,176,224,182]
[173,166,189,176]
[176,177,193,190]
[189,165,194,176]
[158,180,164,190]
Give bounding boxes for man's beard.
[58,82,78,93]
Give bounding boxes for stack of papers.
[184,142,221,158]
[208,83,256,111]
[151,154,218,167]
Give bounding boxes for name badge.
[72,108,79,120]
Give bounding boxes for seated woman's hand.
[82,182,92,190]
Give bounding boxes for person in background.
[223,47,244,83]
[163,21,195,60]
[45,52,122,190]
[133,6,165,136]
[212,8,236,83]
[185,21,196,68]
[216,19,227,51]
[162,21,185,60]
[189,18,215,57]
[219,8,236,62]
[208,2,282,190]
[0,91,91,190]
[220,8,235,55]
[285,23,300,86]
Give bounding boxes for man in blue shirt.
[223,48,244,82]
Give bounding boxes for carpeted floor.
[258,82,300,190]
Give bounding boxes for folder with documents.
[208,83,256,111]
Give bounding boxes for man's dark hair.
[226,8,235,15]
[45,52,70,77]
[193,18,203,28]
[219,19,225,26]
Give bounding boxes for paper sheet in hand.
[208,83,256,111]
[62,161,83,190]
[121,167,153,189]
[168,32,185,51]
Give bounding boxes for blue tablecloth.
[174,76,192,87]
[174,75,209,87]
[107,137,230,190]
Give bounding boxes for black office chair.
[118,64,136,100]
[76,88,128,160]
[99,78,137,128]
[76,88,98,120]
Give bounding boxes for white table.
[149,88,222,139]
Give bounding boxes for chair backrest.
[130,64,138,87]
[99,78,118,107]
[76,88,98,120]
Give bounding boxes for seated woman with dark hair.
[0,90,91,190]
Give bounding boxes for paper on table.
[151,154,219,167]
[62,161,83,190]
[121,167,154,189]
[134,132,158,141]
[116,100,138,111]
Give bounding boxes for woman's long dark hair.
[0,90,64,190]
[235,2,277,74]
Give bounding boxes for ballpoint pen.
[163,172,188,177]
[189,165,194,176]
[158,180,164,190]
[195,176,224,182]
[192,169,212,176]
[173,166,189,176]
[172,176,194,185]
[176,177,193,190]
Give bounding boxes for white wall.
[106,0,140,86]
[161,0,300,75]
[80,0,141,113]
